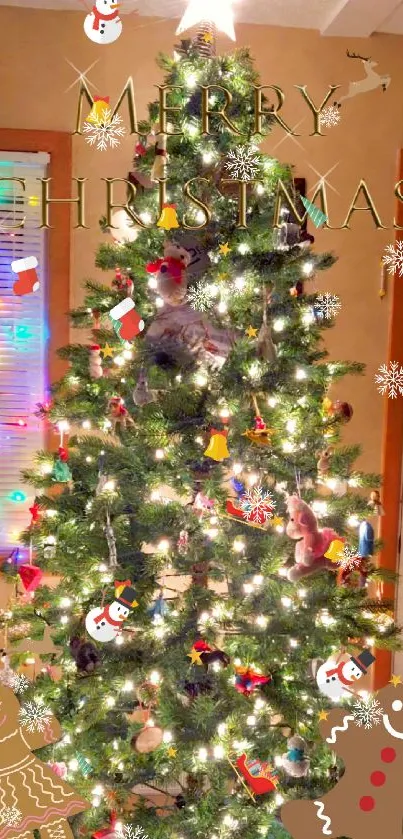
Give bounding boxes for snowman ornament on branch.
[83,0,123,44]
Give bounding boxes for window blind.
[0,151,49,555]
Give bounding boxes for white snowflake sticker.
[319,106,341,129]
[0,807,23,827]
[83,108,126,151]
[225,147,260,181]
[240,487,275,525]
[375,361,403,399]
[12,673,30,694]
[334,544,361,573]
[382,241,403,277]
[117,825,149,839]
[187,282,215,312]
[19,700,52,733]
[315,293,341,320]
[353,696,383,729]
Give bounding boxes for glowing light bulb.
[246,473,258,486]
[149,671,161,684]
[198,747,208,761]
[186,72,198,89]
[163,731,173,743]
[256,614,268,627]
[148,277,158,289]
[289,638,299,647]
[233,539,245,552]
[60,615,69,625]
[82,420,91,429]
[57,420,69,432]
[233,462,243,475]
[217,300,227,314]
[202,151,213,163]
[295,368,307,380]
[246,715,256,726]
[281,596,292,609]
[158,539,170,553]
[302,261,314,276]
[286,419,297,433]
[68,759,78,770]
[238,243,250,254]
[122,680,134,692]
[213,744,225,759]
[195,372,208,386]
[140,211,152,224]
[105,696,116,707]
[234,276,245,291]
[273,318,285,332]
[60,597,71,608]
[155,449,165,460]
[268,397,278,407]
[155,297,164,309]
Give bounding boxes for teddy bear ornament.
[285,494,341,581]
[146,241,190,305]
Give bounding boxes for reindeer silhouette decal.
[335,50,391,107]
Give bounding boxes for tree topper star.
[187,648,203,665]
[176,0,236,41]
[219,242,231,256]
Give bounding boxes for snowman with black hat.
[85,580,138,643]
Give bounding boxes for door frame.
[373,148,403,690]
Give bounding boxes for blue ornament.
[288,748,304,762]
[148,592,169,619]
[230,477,245,498]
[358,520,374,557]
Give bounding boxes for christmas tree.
[5,16,398,839]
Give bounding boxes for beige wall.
[1,7,403,475]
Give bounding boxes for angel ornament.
[0,684,89,839]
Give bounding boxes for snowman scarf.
[94,604,122,629]
[91,5,120,30]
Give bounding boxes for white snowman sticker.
[316,649,376,701]
[85,581,137,643]
[84,0,123,45]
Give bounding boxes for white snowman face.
[383,697,403,739]
[342,660,363,681]
[96,0,119,12]
[109,600,130,621]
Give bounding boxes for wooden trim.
[373,148,403,690]
[0,129,71,386]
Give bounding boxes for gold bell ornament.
[86,96,110,124]
[157,203,180,230]
[204,428,230,462]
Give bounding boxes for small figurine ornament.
[132,367,157,406]
[0,685,89,835]
[317,448,333,476]
[234,666,271,695]
[285,495,341,581]
[232,753,278,798]
[369,489,384,516]
[189,640,230,671]
[69,636,100,674]
[85,580,138,643]
[108,396,135,432]
[52,446,73,483]
[112,268,134,297]
[242,416,273,447]
[151,132,168,181]
[358,520,374,557]
[89,344,103,380]
[282,735,309,777]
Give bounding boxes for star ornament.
[318,710,329,721]
[101,344,114,359]
[176,0,236,41]
[390,674,402,688]
[203,32,213,43]
[245,325,258,338]
[187,648,203,665]
[167,746,177,757]
[219,242,231,256]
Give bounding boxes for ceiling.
[1,0,403,36]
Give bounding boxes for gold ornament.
[204,429,230,461]
[245,325,258,338]
[157,204,180,230]
[219,242,231,256]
